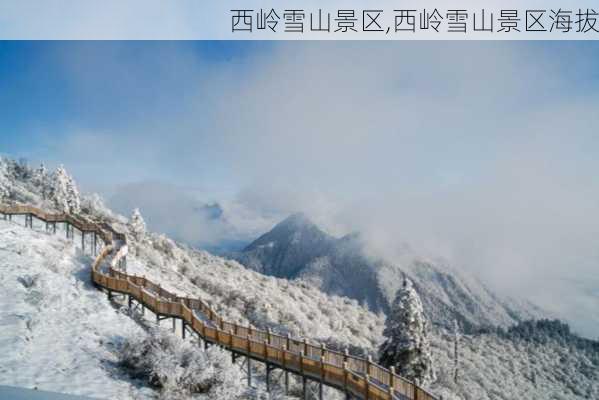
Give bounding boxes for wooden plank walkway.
[0,204,438,400]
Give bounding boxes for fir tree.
[379,277,435,385]
[453,319,460,384]
[0,159,10,200]
[65,174,81,214]
[128,208,147,241]
[50,165,80,214]
[33,163,49,200]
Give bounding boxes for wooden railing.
[0,204,438,400]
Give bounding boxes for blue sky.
[3,40,598,188]
[0,41,271,193]
[0,41,269,173]
[1,41,599,337]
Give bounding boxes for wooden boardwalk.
[0,204,438,400]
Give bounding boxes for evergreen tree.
[50,165,80,214]
[33,163,49,200]
[379,277,435,385]
[65,174,81,214]
[16,157,31,179]
[51,166,70,213]
[453,319,460,384]
[128,208,147,241]
[0,159,10,201]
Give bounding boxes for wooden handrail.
[0,204,439,400]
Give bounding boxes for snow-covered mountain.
[1,156,597,400]
[233,213,543,331]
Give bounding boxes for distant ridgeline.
[476,319,599,362]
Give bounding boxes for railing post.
[389,366,396,397]
[284,333,290,368]
[367,355,373,376]
[299,351,304,374]
[343,362,349,393]
[263,339,268,359]
[365,374,370,400]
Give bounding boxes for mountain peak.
[277,212,314,229]
[239,212,336,277]
[244,212,330,252]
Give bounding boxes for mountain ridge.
[232,212,545,331]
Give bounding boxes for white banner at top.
[0,0,598,40]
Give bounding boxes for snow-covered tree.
[128,208,147,240]
[0,159,10,200]
[50,165,81,214]
[379,277,435,385]
[453,319,460,384]
[15,157,31,180]
[120,328,247,399]
[65,174,81,214]
[32,163,50,200]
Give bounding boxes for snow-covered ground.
[0,220,151,399]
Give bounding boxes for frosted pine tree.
[379,277,435,385]
[65,174,81,214]
[33,163,49,200]
[453,319,460,384]
[50,165,80,214]
[128,208,147,241]
[0,159,10,200]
